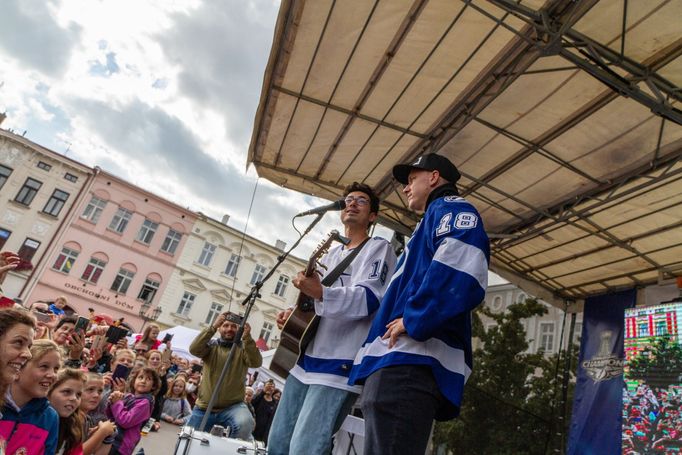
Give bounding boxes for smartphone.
[141,418,155,435]
[92,335,107,351]
[105,326,128,344]
[34,311,52,323]
[111,364,130,382]
[74,316,90,333]
[162,333,173,343]
[191,364,203,374]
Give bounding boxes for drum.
[174,426,266,455]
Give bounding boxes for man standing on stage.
[188,311,262,439]
[268,182,396,455]
[350,154,490,454]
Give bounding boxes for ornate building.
[156,212,306,350]
[25,169,196,330]
[0,130,92,300]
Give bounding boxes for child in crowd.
[0,339,61,455]
[99,349,136,412]
[146,350,169,431]
[81,373,116,455]
[160,376,191,426]
[106,367,160,455]
[49,296,67,318]
[48,369,86,455]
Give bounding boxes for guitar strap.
[320,236,371,287]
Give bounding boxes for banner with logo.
[567,289,636,455]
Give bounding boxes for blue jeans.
[267,375,357,455]
[187,402,255,440]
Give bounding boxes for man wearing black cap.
[349,153,490,454]
[188,311,262,439]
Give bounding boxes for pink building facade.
[25,170,196,331]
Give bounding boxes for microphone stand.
[198,213,325,432]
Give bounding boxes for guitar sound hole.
[300,298,314,312]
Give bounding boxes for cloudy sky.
[0,0,369,257]
[0,0,505,284]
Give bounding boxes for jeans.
[361,365,444,455]
[187,402,255,440]
[267,375,358,455]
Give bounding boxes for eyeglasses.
[344,196,369,206]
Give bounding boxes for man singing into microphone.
[267,183,397,454]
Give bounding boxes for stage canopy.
[248,0,682,309]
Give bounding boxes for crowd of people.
[622,383,682,454]
[0,251,286,454]
[0,153,490,455]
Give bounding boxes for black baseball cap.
[392,153,461,184]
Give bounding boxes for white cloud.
[0,0,403,262]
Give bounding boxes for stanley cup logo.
[597,331,613,358]
[582,329,624,382]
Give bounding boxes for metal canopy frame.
[248,0,682,308]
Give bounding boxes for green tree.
[433,298,579,455]
[627,335,682,388]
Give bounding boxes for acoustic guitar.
[270,230,348,378]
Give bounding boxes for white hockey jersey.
[289,236,397,392]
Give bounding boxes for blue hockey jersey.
[290,237,397,392]
[349,193,489,419]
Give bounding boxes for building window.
[176,292,196,316]
[638,322,649,337]
[43,189,69,217]
[205,302,224,325]
[108,207,133,233]
[0,165,12,190]
[14,178,42,206]
[17,238,40,263]
[259,322,274,343]
[136,219,159,244]
[0,229,10,249]
[161,229,182,254]
[82,196,107,223]
[52,247,79,274]
[111,268,135,294]
[516,293,527,304]
[137,278,160,304]
[655,320,668,336]
[64,173,78,183]
[250,264,267,285]
[274,275,289,297]
[224,254,240,277]
[81,257,107,284]
[37,161,52,171]
[539,322,555,353]
[197,242,216,266]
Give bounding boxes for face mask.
[186,383,197,393]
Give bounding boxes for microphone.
[295,199,346,217]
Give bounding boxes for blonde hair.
[114,349,135,360]
[49,369,86,455]
[165,375,188,399]
[29,339,61,363]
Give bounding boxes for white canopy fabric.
[248,0,682,308]
[158,326,201,361]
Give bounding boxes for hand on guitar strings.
[276,308,293,330]
[292,271,323,300]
